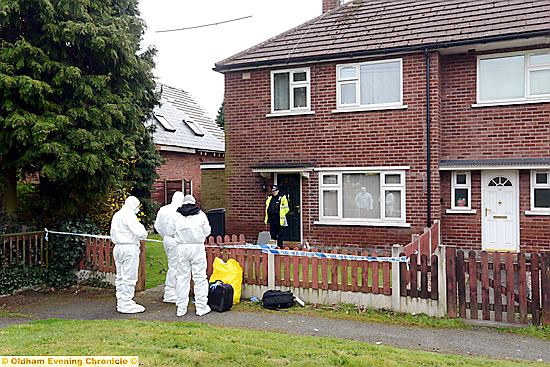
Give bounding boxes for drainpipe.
[425,48,432,228]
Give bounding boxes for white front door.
[482,170,519,252]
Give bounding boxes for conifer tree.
[0,0,161,218]
[215,101,224,130]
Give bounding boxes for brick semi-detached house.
[148,84,225,210]
[215,0,550,252]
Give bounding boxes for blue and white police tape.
[261,248,408,262]
[146,239,276,250]
[44,230,276,250]
[44,228,111,241]
[205,243,277,249]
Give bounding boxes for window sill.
[332,104,408,114]
[446,209,477,214]
[471,98,550,108]
[525,210,550,216]
[266,110,315,118]
[314,220,411,228]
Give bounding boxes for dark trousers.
[269,220,283,247]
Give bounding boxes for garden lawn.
[0,319,544,367]
[145,235,167,289]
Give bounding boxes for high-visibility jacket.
[264,194,289,226]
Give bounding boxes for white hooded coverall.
[110,196,148,313]
[154,191,184,302]
[167,195,211,316]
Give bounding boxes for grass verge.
[234,301,468,329]
[497,325,550,341]
[0,319,544,367]
[235,302,550,340]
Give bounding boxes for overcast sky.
[139,0,321,119]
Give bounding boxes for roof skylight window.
[154,114,176,132]
[183,117,204,136]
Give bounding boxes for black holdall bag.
[261,290,295,310]
[208,280,234,312]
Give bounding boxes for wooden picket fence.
[80,237,116,273]
[204,236,447,304]
[276,248,393,294]
[400,253,439,301]
[446,247,550,325]
[0,231,48,267]
[205,241,396,295]
[205,235,266,286]
[402,220,440,257]
[80,236,146,291]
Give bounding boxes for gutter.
[214,30,550,72]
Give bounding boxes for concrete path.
[1,286,549,363]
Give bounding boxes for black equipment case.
[207,280,234,312]
[261,290,295,310]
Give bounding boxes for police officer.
[264,185,289,247]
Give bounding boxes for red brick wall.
[224,52,441,248]
[323,0,340,13]
[201,168,226,211]
[440,50,550,250]
[152,150,223,207]
[440,52,550,160]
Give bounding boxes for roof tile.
[148,84,224,152]
[216,0,550,71]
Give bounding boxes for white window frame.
[320,173,341,220]
[184,179,193,196]
[530,170,550,214]
[335,58,404,110]
[270,68,311,114]
[318,169,407,226]
[450,171,472,211]
[381,171,406,221]
[477,49,550,105]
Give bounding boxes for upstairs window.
[271,68,310,113]
[531,171,550,213]
[478,50,550,104]
[336,59,403,109]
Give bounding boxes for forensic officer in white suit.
[154,191,184,303]
[110,196,148,314]
[167,194,211,317]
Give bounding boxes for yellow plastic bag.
[209,257,243,304]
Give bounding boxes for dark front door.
[277,173,301,243]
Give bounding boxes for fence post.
[268,252,275,289]
[437,245,447,316]
[392,244,402,312]
[446,245,457,317]
[136,240,146,291]
[542,252,550,325]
